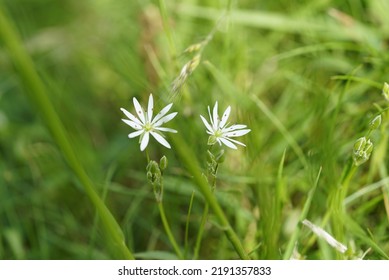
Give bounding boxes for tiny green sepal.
[159,155,168,171]
[207,135,217,145]
[369,115,382,131]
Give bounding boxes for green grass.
[1,0,389,260]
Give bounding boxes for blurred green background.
[1,0,389,259]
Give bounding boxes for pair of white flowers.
[120,94,250,151]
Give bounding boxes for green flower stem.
[157,201,184,259]
[171,133,250,260]
[157,0,248,259]
[194,148,219,259]
[0,7,134,260]
[146,156,183,259]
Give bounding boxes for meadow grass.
[0,0,389,260]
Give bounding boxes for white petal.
[151,103,173,124]
[224,129,251,137]
[153,112,177,127]
[219,137,237,149]
[155,127,177,133]
[128,130,144,138]
[140,132,150,151]
[147,94,153,122]
[225,137,246,147]
[150,131,171,149]
[212,101,219,130]
[133,97,146,124]
[224,124,247,132]
[120,108,142,126]
[200,115,214,133]
[207,105,214,128]
[219,106,231,128]
[122,119,143,130]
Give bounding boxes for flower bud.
[147,171,153,182]
[159,156,168,171]
[146,160,161,184]
[147,160,159,174]
[369,115,382,131]
[364,139,374,155]
[352,137,373,166]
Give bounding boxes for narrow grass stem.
[0,7,134,260]
[283,167,321,259]
[158,0,177,59]
[328,159,357,259]
[157,201,184,259]
[184,191,196,258]
[303,162,357,257]
[193,203,209,259]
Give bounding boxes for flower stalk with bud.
[329,113,381,255]
[193,101,251,259]
[121,94,183,259]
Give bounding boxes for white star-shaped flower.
[120,94,177,151]
[200,101,250,149]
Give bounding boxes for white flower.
[120,94,177,151]
[200,101,250,149]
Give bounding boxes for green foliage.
[1,0,389,259]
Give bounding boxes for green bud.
[159,156,168,171]
[369,115,382,130]
[353,137,366,152]
[146,160,161,184]
[352,137,373,166]
[383,82,389,102]
[365,139,373,155]
[147,171,153,182]
[147,160,159,174]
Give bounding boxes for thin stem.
[184,191,196,258]
[302,160,357,257]
[158,0,176,58]
[331,160,357,250]
[158,201,184,259]
[0,6,134,260]
[194,203,209,259]
[145,148,150,163]
[283,167,321,260]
